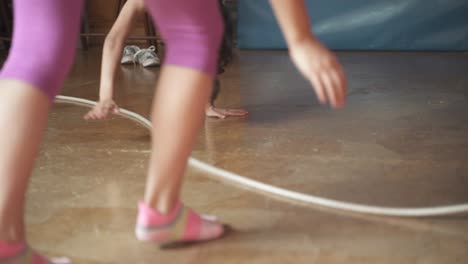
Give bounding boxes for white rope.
[55,95,468,217]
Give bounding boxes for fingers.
[310,62,347,108]
[291,40,347,109]
[84,105,119,120]
[208,111,227,119]
[227,111,249,116]
[310,74,327,104]
[83,100,121,120]
[329,71,345,108]
[84,110,101,120]
[96,109,107,119]
[330,60,347,106]
[84,109,102,120]
[206,106,249,119]
[219,108,249,117]
[205,107,226,119]
[84,112,93,120]
[333,63,347,95]
[227,108,249,114]
[321,73,338,107]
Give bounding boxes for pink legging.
[0,0,223,101]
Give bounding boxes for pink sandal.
[135,201,225,247]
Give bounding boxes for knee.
[0,0,83,100]
[0,39,78,100]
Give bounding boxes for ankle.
[144,195,180,215]
[137,200,182,227]
[136,201,224,245]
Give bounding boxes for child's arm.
[269,0,346,108]
[99,0,145,100]
[85,0,145,120]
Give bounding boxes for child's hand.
[289,37,347,108]
[84,99,120,120]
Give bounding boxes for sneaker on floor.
[134,46,160,67]
[121,45,141,65]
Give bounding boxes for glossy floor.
[25,49,468,263]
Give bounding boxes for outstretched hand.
[289,37,347,108]
[84,99,120,120]
[205,105,249,119]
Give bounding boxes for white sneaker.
[134,46,160,67]
[121,45,141,64]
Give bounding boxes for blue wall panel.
[237,0,468,51]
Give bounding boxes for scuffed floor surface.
[24,49,468,263]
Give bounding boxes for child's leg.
[136,0,225,245]
[0,0,82,261]
[144,66,214,212]
[137,66,223,245]
[0,0,83,100]
[0,81,50,243]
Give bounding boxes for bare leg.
[135,0,225,245]
[0,81,50,242]
[144,66,212,213]
[0,0,82,261]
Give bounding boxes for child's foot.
[135,201,224,247]
[0,242,70,264]
[205,105,249,119]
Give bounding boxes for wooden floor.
[23,49,468,263]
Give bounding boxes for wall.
[237,0,468,51]
[85,0,149,46]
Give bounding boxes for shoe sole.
[142,61,160,67]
